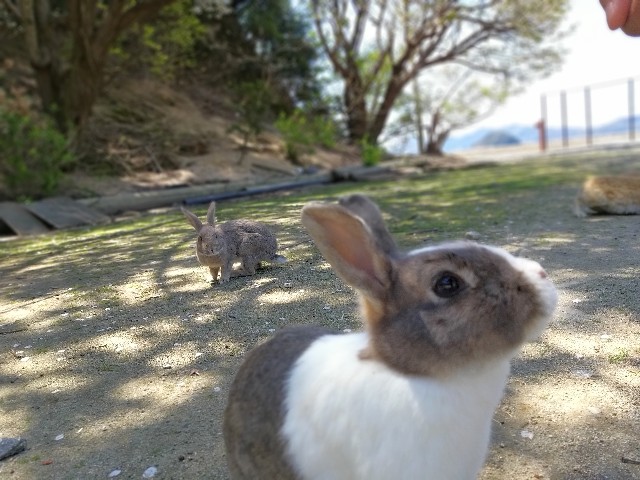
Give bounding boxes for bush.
[312,116,338,150]
[275,109,337,162]
[0,109,75,200]
[360,137,384,166]
[232,81,272,138]
[228,80,274,163]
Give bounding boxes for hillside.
[0,48,367,202]
[64,78,362,199]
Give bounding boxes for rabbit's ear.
[338,194,397,255]
[302,203,391,300]
[181,206,203,231]
[206,202,217,225]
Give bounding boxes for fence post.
[539,94,548,151]
[584,87,592,146]
[629,78,636,141]
[535,120,547,151]
[560,90,569,147]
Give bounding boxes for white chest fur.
[281,333,511,480]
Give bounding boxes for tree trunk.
[412,79,425,153]
[423,110,448,155]
[425,137,446,155]
[344,72,369,143]
[64,57,105,129]
[20,0,64,129]
[367,74,407,145]
[31,63,67,130]
[19,0,177,133]
[424,129,449,156]
[26,44,102,133]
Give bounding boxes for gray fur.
[366,244,542,376]
[223,195,554,477]
[338,194,397,255]
[223,327,333,479]
[181,202,286,283]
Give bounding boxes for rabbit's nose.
[538,269,548,279]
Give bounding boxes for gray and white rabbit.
[181,201,286,283]
[223,194,557,479]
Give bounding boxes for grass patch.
[2,150,638,260]
[608,349,631,364]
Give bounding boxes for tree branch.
[117,0,176,32]
[349,0,370,52]
[316,0,567,144]
[312,3,347,77]
[3,0,21,20]
[94,0,176,56]
[18,0,41,64]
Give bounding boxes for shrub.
[275,109,337,162]
[229,80,273,163]
[311,116,337,150]
[0,109,75,200]
[360,137,384,166]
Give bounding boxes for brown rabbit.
[223,194,557,479]
[574,175,640,217]
[181,201,286,283]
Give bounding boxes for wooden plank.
[26,197,111,229]
[78,182,253,215]
[331,165,392,181]
[0,202,50,235]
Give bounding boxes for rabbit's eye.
[433,272,462,298]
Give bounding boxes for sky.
[453,0,640,137]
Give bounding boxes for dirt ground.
[1,148,639,479]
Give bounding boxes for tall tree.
[310,0,569,144]
[3,0,186,131]
[230,0,323,110]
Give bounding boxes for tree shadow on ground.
[2,151,640,479]
[0,201,361,479]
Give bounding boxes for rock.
[0,437,27,461]
[142,466,158,478]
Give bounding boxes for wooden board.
[0,202,50,235]
[25,197,111,230]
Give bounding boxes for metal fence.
[539,76,640,151]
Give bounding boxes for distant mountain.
[593,116,640,134]
[444,115,640,152]
[473,130,521,147]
